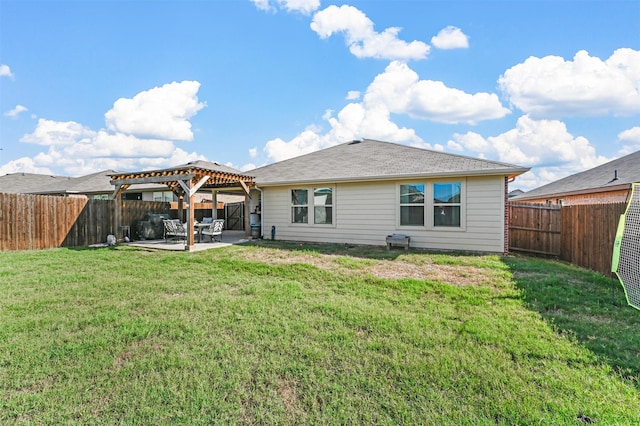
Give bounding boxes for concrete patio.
[125,230,252,252]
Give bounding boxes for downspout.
[505,176,516,256]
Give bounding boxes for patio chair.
[201,219,224,242]
[163,219,187,242]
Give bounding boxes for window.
[153,191,174,202]
[314,187,333,224]
[400,184,425,226]
[399,181,464,229]
[290,187,334,225]
[433,182,461,227]
[291,189,308,223]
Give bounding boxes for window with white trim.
[433,182,461,227]
[291,189,308,223]
[400,184,425,226]
[313,187,333,224]
[399,181,463,228]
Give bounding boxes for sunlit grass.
[0,244,638,424]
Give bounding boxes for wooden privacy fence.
[0,193,169,251]
[509,202,627,275]
[560,203,627,276]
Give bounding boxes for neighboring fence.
[509,201,627,275]
[0,193,169,251]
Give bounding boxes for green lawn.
[1,242,638,425]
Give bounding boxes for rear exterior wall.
[257,175,507,253]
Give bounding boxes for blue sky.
[1,0,639,191]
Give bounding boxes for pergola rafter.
[109,161,255,249]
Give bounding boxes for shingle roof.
[250,139,529,185]
[35,170,119,194]
[513,150,640,201]
[0,170,169,195]
[172,160,247,176]
[0,173,71,194]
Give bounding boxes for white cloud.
[250,0,320,15]
[66,131,176,159]
[249,147,258,158]
[0,64,13,78]
[310,5,430,60]
[0,157,53,176]
[618,126,640,144]
[260,60,512,163]
[346,90,361,100]
[8,81,209,176]
[21,119,97,146]
[367,61,510,124]
[449,115,611,190]
[617,126,640,155]
[26,145,206,178]
[4,104,28,119]
[240,162,257,172]
[499,48,640,118]
[431,26,469,50]
[280,0,320,15]
[250,0,272,12]
[105,80,206,141]
[264,130,324,162]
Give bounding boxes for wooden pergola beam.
[110,173,195,186]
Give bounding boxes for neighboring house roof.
[513,150,640,201]
[0,170,172,196]
[0,173,71,194]
[34,170,120,195]
[250,139,529,185]
[169,160,247,176]
[508,189,525,198]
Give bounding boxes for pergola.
[109,161,255,249]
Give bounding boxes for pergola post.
[177,195,185,222]
[244,192,250,239]
[187,180,195,249]
[212,190,218,219]
[109,184,127,242]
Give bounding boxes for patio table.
[194,222,210,243]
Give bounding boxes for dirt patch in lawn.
[236,247,494,286]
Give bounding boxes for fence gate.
[225,202,244,231]
[509,203,561,256]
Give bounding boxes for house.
[248,139,529,253]
[512,150,640,205]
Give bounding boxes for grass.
[0,242,638,425]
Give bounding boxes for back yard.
[1,242,638,424]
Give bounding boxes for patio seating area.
[126,230,250,252]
